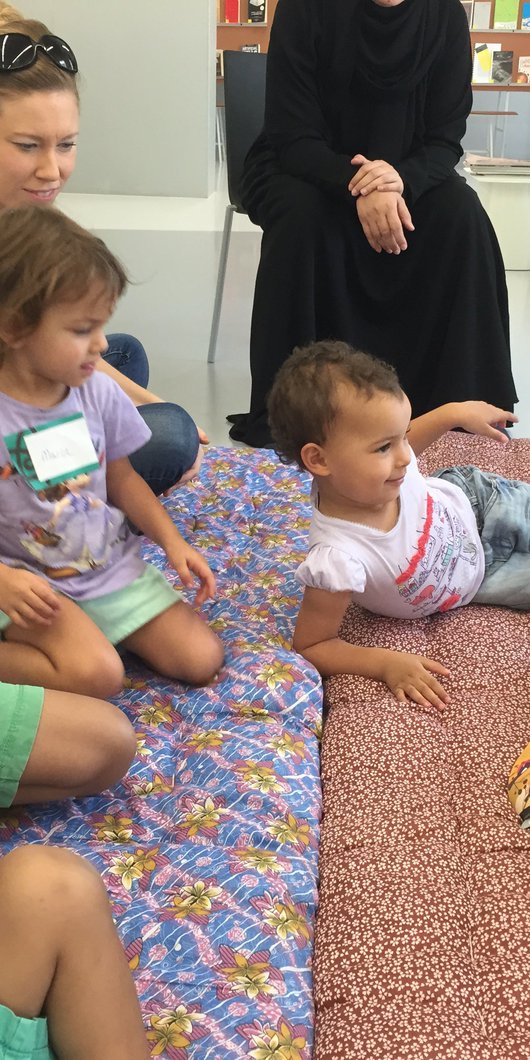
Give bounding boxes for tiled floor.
[59,167,530,445]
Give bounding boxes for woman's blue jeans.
[103,334,200,495]
[435,464,530,610]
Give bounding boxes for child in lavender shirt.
[268,341,526,712]
[0,207,223,697]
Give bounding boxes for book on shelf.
[522,1,530,29]
[517,55,530,83]
[492,0,518,29]
[224,0,240,23]
[472,41,501,81]
[472,0,492,28]
[464,152,530,175]
[240,43,261,52]
[248,0,267,23]
[491,49,513,83]
[216,49,224,78]
[461,1,474,26]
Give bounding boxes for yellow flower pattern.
[93,814,134,844]
[236,761,284,794]
[186,730,225,750]
[220,952,278,999]
[167,880,222,920]
[234,847,282,874]
[181,797,227,837]
[269,733,306,760]
[108,848,158,891]
[262,900,311,944]
[146,1005,206,1056]
[248,1020,308,1059]
[256,663,296,690]
[266,813,311,849]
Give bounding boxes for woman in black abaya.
[229,0,517,447]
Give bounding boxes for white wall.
[22,0,216,196]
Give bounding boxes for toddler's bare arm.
[293,586,450,710]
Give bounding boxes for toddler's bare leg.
[1,596,124,697]
[0,847,148,1059]
[121,600,223,685]
[12,689,136,805]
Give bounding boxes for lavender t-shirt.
[0,372,151,601]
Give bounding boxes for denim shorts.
[0,1001,54,1059]
[434,464,530,609]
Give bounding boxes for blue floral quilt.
[0,448,322,1059]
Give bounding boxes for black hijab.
[320,0,456,162]
[354,0,444,97]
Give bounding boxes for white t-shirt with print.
[296,451,485,619]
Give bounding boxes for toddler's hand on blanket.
[0,566,61,628]
[381,650,450,711]
[165,541,216,606]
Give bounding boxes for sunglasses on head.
[0,33,78,74]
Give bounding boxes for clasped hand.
[349,153,414,255]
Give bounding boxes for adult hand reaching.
[356,191,415,254]
[349,154,404,197]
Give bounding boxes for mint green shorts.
[0,1002,54,1059]
[0,564,180,646]
[0,683,44,808]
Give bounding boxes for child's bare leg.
[121,601,223,685]
[0,847,148,1059]
[12,689,136,805]
[1,596,124,697]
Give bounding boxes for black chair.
[207,49,267,363]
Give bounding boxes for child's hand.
[0,567,61,628]
[165,542,216,606]
[381,650,450,710]
[455,401,518,443]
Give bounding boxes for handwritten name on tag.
[25,416,98,483]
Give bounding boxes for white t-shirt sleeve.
[296,545,366,593]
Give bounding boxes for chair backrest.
[223,49,267,212]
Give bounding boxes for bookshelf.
[217,1,279,56]
[468,0,530,86]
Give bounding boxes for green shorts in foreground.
[0,564,181,647]
[0,1000,54,1059]
[0,683,44,808]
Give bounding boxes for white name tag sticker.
[25,415,99,483]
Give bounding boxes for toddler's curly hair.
[268,340,403,470]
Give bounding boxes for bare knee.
[75,706,136,793]
[69,646,125,698]
[179,629,224,686]
[0,847,105,913]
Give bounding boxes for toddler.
[268,341,527,710]
[0,206,223,696]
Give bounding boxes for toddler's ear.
[0,314,27,349]
[300,442,330,476]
